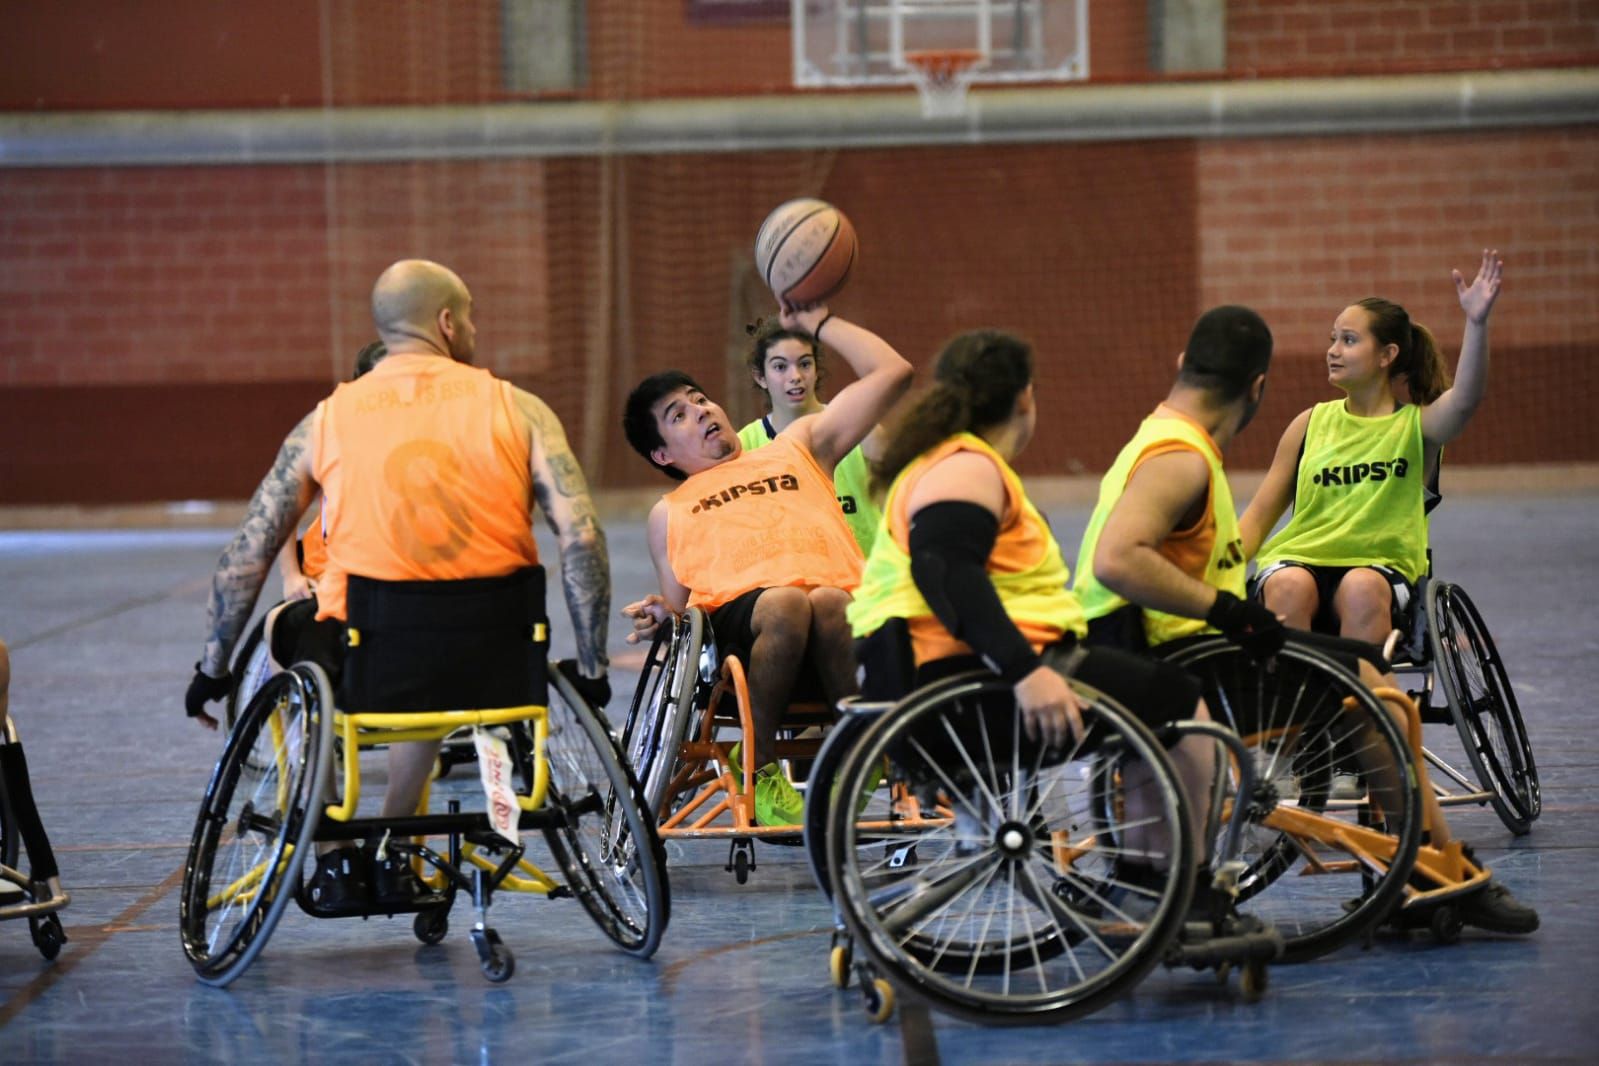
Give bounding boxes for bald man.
[184,259,611,908]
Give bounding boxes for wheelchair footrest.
[1167,914,1283,970]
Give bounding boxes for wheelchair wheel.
[802,710,877,899]
[621,609,706,822]
[179,663,332,986]
[1164,638,1423,963]
[1428,581,1540,834]
[827,671,1193,1025]
[226,614,276,736]
[543,666,670,958]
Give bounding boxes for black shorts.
[707,587,827,702]
[915,637,1201,733]
[1251,561,1414,635]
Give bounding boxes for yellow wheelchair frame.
[181,659,668,988]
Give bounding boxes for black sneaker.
[306,846,370,914]
[1457,880,1539,935]
[371,850,426,908]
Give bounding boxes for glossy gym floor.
[2,488,1595,1064]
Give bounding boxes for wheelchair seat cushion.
[341,567,549,713]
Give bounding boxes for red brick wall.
[1198,126,1599,466]
[1228,0,1599,75]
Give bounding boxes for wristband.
[814,313,835,344]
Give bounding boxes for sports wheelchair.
[620,606,934,881]
[181,569,668,988]
[2,714,70,961]
[803,659,1282,1025]
[1250,556,1539,837]
[1389,568,1540,836]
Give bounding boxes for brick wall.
[1198,126,1599,466]
[1228,0,1599,75]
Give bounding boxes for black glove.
[555,660,611,710]
[1206,591,1286,659]
[185,662,233,718]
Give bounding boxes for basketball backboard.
[792,0,1088,97]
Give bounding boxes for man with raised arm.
[621,303,912,826]
[183,259,611,907]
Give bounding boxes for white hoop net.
[905,50,985,119]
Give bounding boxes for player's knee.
[1335,569,1392,626]
[1263,566,1317,613]
[752,587,812,643]
[805,586,851,629]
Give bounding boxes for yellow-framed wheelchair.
[805,667,1281,1025]
[621,607,950,883]
[181,571,669,988]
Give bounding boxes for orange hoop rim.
[902,48,985,85]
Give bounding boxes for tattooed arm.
[200,411,320,677]
[514,387,611,679]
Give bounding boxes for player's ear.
[1175,350,1186,372]
[1250,373,1267,404]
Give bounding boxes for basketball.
[754,198,858,307]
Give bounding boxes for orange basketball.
[754,198,858,307]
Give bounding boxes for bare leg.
[382,740,444,819]
[805,587,859,709]
[1123,699,1216,872]
[1261,566,1318,631]
[746,588,811,767]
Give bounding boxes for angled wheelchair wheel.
[226,614,277,736]
[1164,637,1423,962]
[622,609,707,822]
[180,663,332,986]
[803,709,879,899]
[827,671,1193,1025]
[1428,581,1540,834]
[544,666,670,958]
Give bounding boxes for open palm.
[1454,248,1503,324]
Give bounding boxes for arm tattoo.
[561,530,612,677]
[201,415,314,674]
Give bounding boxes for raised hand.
[1454,248,1504,325]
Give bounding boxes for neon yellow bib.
[1074,407,1246,647]
[738,416,881,553]
[1257,400,1428,581]
[847,433,1085,658]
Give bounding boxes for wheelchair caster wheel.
[471,926,514,982]
[726,839,755,885]
[862,977,894,1024]
[30,913,66,961]
[1429,905,1463,945]
[829,942,853,989]
[1240,960,1267,1003]
[413,907,449,945]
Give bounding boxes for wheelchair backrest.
[342,567,549,713]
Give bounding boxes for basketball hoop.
[904,49,985,120]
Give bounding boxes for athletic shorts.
[1251,561,1413,636]
[707,587,827,702]
[915,638,1201,733]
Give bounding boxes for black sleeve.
[908,500,1043,685]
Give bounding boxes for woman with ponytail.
[1241,250,1505,647]
[847,331,1218,880]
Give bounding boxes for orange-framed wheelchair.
[620,606,952,883]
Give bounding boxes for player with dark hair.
[620,303,912,826]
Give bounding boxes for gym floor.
[2,489,1595,1064]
